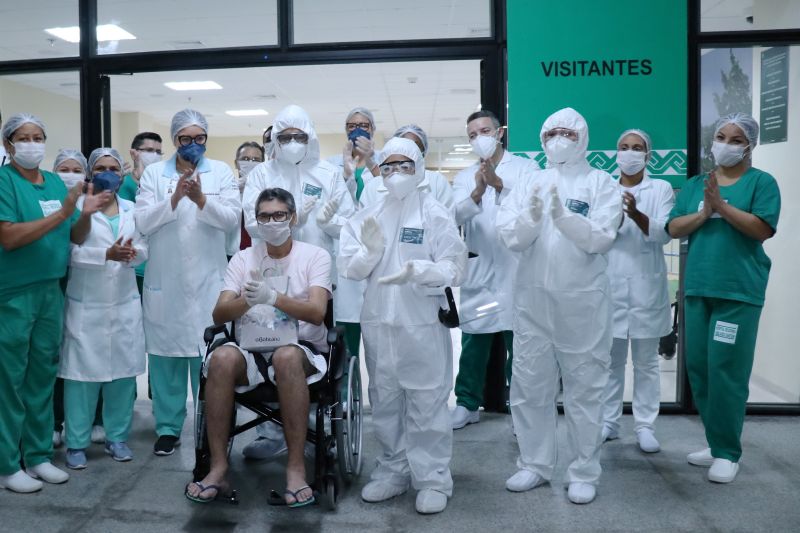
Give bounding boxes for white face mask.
[256,220,292,246]
[11,142,46,169]
[278,141,307,165]
[544,136,579,164]
[616,150,647,176]
[711,141,748,167]
[58,172,85,189]
[384,171,418,200]
[470,133,499,160]
[139,151,162,168]
[237,160,259,178]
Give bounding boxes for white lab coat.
[135,155,241,357]
[453,151,536,333]
[59,196,148,381]
[496,108,622,485]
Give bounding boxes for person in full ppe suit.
[338,137,467,515]
[600,129,674,453]
[496,108,621,504]
[450,109,537,430]
[240,105,354,460]
[135,109,241,457]
[59,148,148,469]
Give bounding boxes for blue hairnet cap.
[714,113,759,148]
[88,147,124,173]
[617,128,653,161]
[2,113,47,141]
[53,149,88,173]
[170,108,208,140]
[345,107,375,130]
[393,124,428,155]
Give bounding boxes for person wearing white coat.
[135,109,241,456]
[60,148,147,469]
[450,110,536,430]
[338,137,467,515]
[601,129,674,453]
[496,108,622,505]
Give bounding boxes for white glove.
[316,198,339,226]
[243,269,278,306]
[360,216,384,256]
[378,262,414,285]
[549,185,564,219]
[529,185,543,223]
[297,196,318,226]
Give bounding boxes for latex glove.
[316,198,339,226]
[243,269,278,306]
[378,261,414,285]
[297,196,318,226]
[549,185,564,219]
[529,185,543,222]
[406,260,449,287]
[360,216,384,256]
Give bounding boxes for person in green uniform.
[667,113,780,484]
[0,113,111,493]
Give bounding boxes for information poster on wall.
[760,47,789,144]
[507,0,687,187]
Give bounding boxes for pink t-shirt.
[222,240,332,352]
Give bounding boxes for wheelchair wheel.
[335,355,363,482]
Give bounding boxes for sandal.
[267,485,317,508]
[184,481,239,505]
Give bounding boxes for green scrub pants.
[148,354,201,438]
[336,321,362,357]
[64,378,136,449]
[0,281,63,475]
[684,296,762,462]
[54,378,103,432]
[454,331,513,412]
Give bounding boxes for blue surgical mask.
[177,142,206,165]
[91,170,122,193]
[348,127,371,146]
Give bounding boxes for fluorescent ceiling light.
[454,147,472,152]
[44,24,136,44]
[164,81,222,91]
[225,109,269,117]
[453,144,471,148]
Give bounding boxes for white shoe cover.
[687,447,714,467]
[636,428,660,453]
[0,470,44,493]
[90,425,106,444]
[361,480,409,503]
[601,425,618,442]
[567,482,596,504]
[708,458,739,483]
[27,462,70,484]
[415,489,448,514]
[52,430,63,448]
[450,406,480,430]
[505,469,546,492]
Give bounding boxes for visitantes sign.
[507,0,687,187]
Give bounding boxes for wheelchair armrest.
[327,325,345,347]
[204,324,230,344]
[327,325,348,380]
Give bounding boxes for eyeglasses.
[256,211,290,224]
[237,156,264,162]
[177,134,208,146]
[346,122,371,131]
[275,132,309,145]
[543,128,578,141]
[379,161,415,177]
[136,147,163,155]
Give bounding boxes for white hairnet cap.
[88,147,124,173]
[617,128,653,161]
[170,109,208,140]
[379,137,425,185]
[346,107,375,130]
[393,124,428,155]
[2,113,47,141]
[714,112,759,148]
[53,149,88,173]
[540,107,589,166]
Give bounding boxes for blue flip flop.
[268,486,317,508]
[185,481,239,505]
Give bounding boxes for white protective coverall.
[603,174,674,434]
[337,138,466,495]
[496,108,622,484]
[135,154,241,357]
[360,168,453,210]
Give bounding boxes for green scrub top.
[118,174,138,202]
[667,167,781,306]
[0,165,79,296]
[354,167,365,202]
[103,213,120,239]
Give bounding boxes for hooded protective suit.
[338,137,466,495]
[496,108,621,485]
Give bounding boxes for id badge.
[39,199,62,217]
[399,227,424,244]
[302,183,323,198]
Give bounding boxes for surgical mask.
[237,160,259,178]
[384,171,418,200]
[470,133,499,160]
[177,142,206,165]
[348,127,371,146]
[256,220,292,246]
[616,150,647,176]
[544,136,579,164]
[139,151,162,168]
[711,141,748,167]
[91,170,122,193]
[278,140,307,165]
[58,172,85,189]
[11,142,46,169]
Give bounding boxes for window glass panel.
[701,0,800,32]
[0,1,79,61]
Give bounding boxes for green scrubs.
[148,354,202,437]
[0,166,76,474]
[118,174,146,291]
[668,168,780,462]
[454,331,513,411]
[63,378,136,449]
[336,166,367,356]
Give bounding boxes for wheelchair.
[192,300,363,510]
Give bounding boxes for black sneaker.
[153,435,180,456]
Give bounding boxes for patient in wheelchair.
[185,187,332,507]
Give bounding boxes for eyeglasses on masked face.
[177,134,208,146]
[379,160,415,177]
[256,210,291,224]
[543,128,578,142]
[275,132,309,145]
